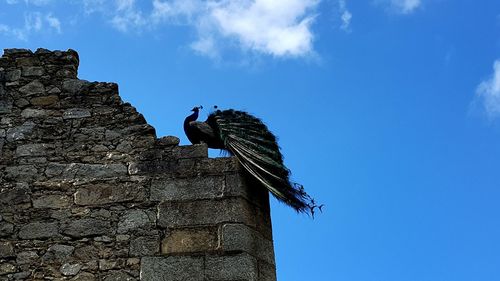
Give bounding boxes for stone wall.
[0,49,276,281]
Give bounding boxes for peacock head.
[191,105,203,113]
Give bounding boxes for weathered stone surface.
[5,69,21,81]
[22,66,44,76]
[63,108,91,119]
[129,235,159,256]
[61,263,83,276]
[0,221,14,237]
[16,143,50,156]
[117,210,150,234]
[6,121,35,141]
[161,227,218,254]
[205,253,258,281]
[30,95,59,106]
[0,242,14,258]
[21,108,50,118]
[4,165,38,180]
[157,197,256,228]
[32,194,71,209]
[70,272,96,281]
[157,135,180,146]
[0,100,12,113]
[259,261,277,281]
[150,176,224,201]
[221,223,275,265]
[19,80,45,95]
[18,222,59,239]
[0,187,31,206]
[63,219,112,238]
[46,163,127,179]
[16,251,39,264]
[103,270,136,281]
[42,244,74,262]
[62,79,88,93]
[140,256,204,281]
[74,184,146,206]
[0,263,16,275]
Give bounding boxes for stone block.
[161,226,218,254]
[42,244,74,262]
[205,253,258,281]
[30,95,59,106]
[60,263,82,276]
[16,143,51,157]
[0,221,14,237]
[74,184,146,206]
[171,144,208,159]
[0,186,30,206]
[5,69,21,81]
[221,224,275,265]
[259,261,277,281]
[140,256,204,281]
[0,100,12,114]
[157,197,258,228]
[63,219,112,238]
[103,270,136,281]
[4,165,38,181]
[157,136,180,146]
[6,121,35,142]
[21,108,51,118]
[16,251,39,264]
[22,66,44,76]
[19,80,45,95]
[62,79,89,93]
[0,263,16,275]
[150,176,224,201]
[33,194,71,209]
[46,163,127,180]
[70,272,96,281]
[129,235,159,256]
[19,222,59,239]
[63,108,91,119]
[117,210,150,234]
[0,242,14,258]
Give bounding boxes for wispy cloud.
[6,0,53,6]
[87,0,320,59]
[476,60,500,119]
[378,0,421,14]
[2,0,321,59]
[0,12,61,40]
[338,0,352,32]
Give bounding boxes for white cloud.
[0,12,62,40]
[6,0,53,5]
[338,0,352,31]
[476,60,500,119]
[110,0,147,32]
[103,0,319,58]
[46,13,61,33]
[206,0,318,57]
[377,0,421,14]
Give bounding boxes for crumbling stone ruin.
[0,49,276,280]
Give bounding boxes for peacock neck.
[184,111,198,126]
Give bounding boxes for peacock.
[184,106,320,216]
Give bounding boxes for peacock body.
[184,106,318,215]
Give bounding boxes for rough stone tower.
[0,49,276,281]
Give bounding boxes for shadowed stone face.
[0,48,276,281]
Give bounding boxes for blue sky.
[2,0,500,280]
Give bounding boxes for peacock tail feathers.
[207,109,317,215]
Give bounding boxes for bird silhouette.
[184,106,319,215]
